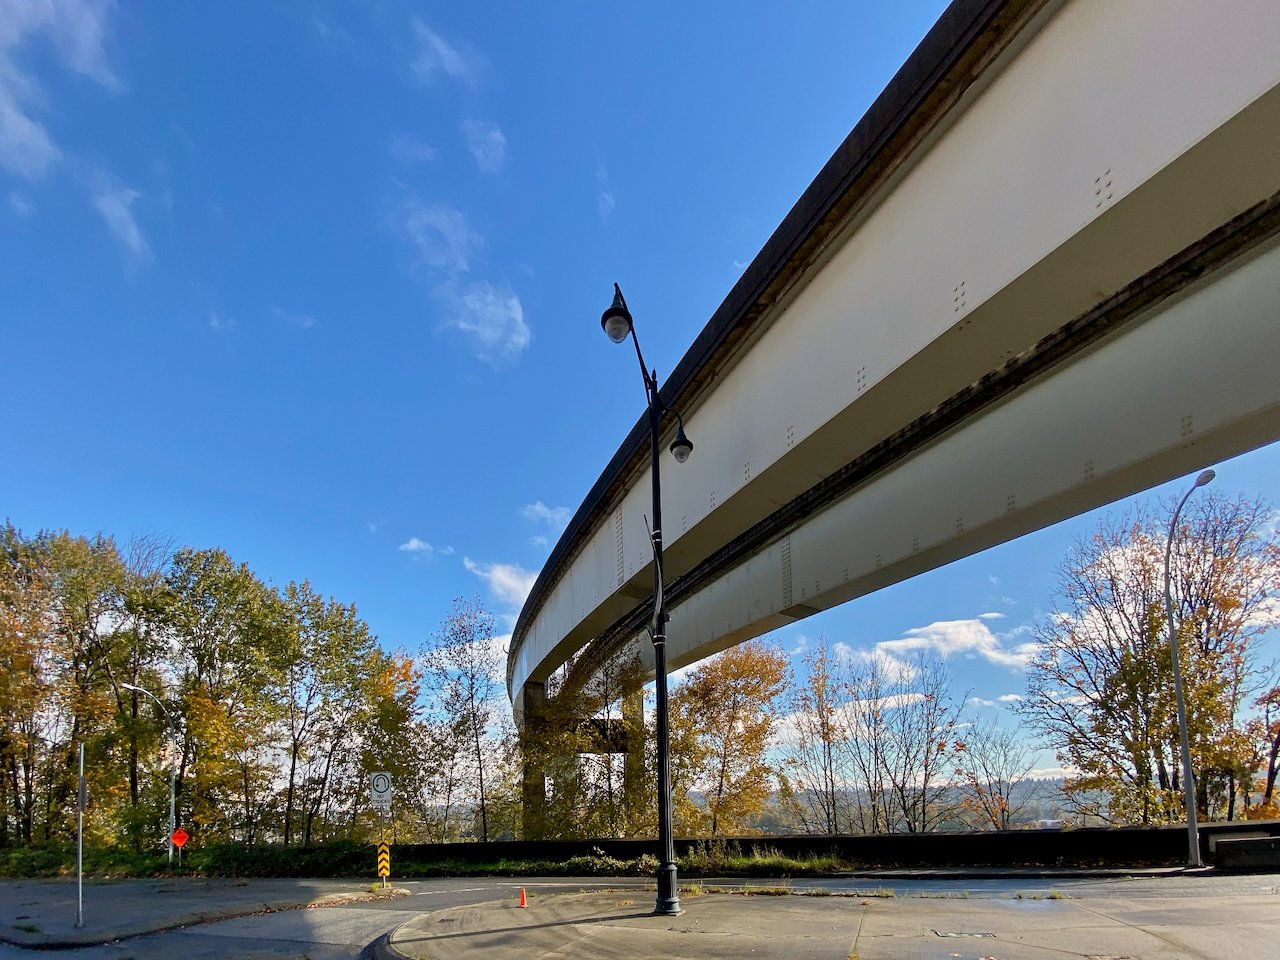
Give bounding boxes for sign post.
[171,826,188,870]
[370,773,392,888]
[76,744,84,929]
[377,841,390,888]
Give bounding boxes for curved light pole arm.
[121,683,178,865]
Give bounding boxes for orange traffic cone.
[519,888,527,908]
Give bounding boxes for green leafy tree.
[0,523,55,845]
[166,548,290,842]
[278,581,382,845]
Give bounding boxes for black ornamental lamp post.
[601,283,691,916]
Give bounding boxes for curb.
[365,927,415,960]
[0,888,411,950]
[832,866,1193,881]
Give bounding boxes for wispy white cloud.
[0,0,118,179]
[309,15,354,48]
[521,500,570,532]
[1047,688,1089,707]
[978,611,1005,621]
[275,308,317,329]
[7,190,33,215]
[399,536,454,558]
[998,692,1023,703]
[209,311,234,333]
[595,162,615,222]
[91,183,149,258]
[392,193,532,369]
[464,557,537,626]
[388,132,437,164]
[366,521,383,534]
[410,20,476,85]
[969,696,997,708]
[437,280,530,369]
[833,642,918,683]
[876,617,1039,670]
[397,198,482,274]
[461,119,507,174]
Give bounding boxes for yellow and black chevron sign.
[377,842,390,878]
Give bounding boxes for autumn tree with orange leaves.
[670,640,789,836]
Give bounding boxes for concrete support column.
[622,690,645,833]
[520,681,548,840]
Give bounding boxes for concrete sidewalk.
[0,877,398,948]
[377,886,1280,960]
[379,891,859,960]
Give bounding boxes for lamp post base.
[654,862,682,916]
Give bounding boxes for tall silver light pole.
[602,284,692,916]
[1163,468,1215,869]
[121,683,177,865]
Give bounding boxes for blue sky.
[3,1,1277,761]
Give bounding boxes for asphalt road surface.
[1,872,1275,960]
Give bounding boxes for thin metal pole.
[1164,472,1212,868]
[76,743,84,928]
[168,747,176,866]
[122,683,177,864]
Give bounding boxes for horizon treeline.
[0,522,518,853]
[3,486,1278,857]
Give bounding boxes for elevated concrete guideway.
[510,0,1280,722]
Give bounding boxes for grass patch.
[738,883,791,896]
[679,840,851,877]
[0,844,175,879]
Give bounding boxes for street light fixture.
[601,282,688,916]
[1163,467,1215,869]
[121,682,178,865]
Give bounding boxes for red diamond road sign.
[171,828,189,848]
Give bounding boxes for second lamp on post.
[601,283,690,916]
